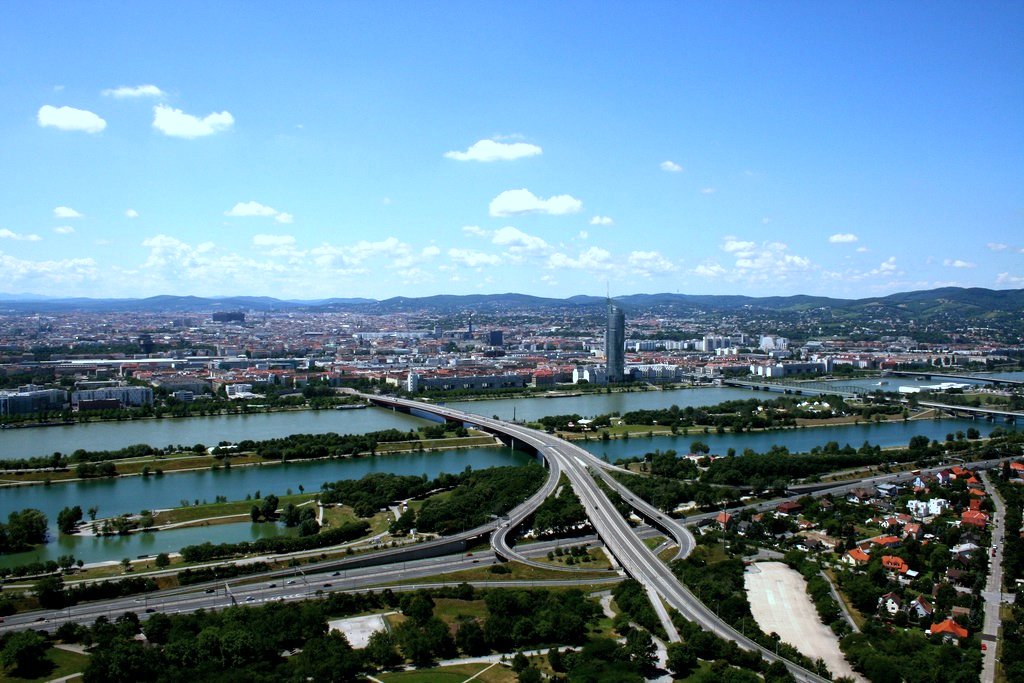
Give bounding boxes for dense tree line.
[481,588,601,652]
[531,482,587,535]
[415,465,546,535]
[701,439,907,486]
[247,429,414,461]
[180,520,369,562]
[31,575,158,610]
[0,428,414,472]
[611,470,719,513]
[320,472,437,517]
[177,562,272,586]
[840,623,980,683]
[321,466,547,535]
[9,585,611,682]
[0,508,48,554]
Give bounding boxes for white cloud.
[828,233,859,244]
[54,226,75,235]
[125,209,139,219]
[997,272,1024,285]
[462,225,487,237]
[392,245,441,269]
[0,229,41,241]
[489,188,582,217]
[856,246,869,253]
[54,206,83,218]
[660,160,683,173]
[225,201,292,224]
[721,238,757,257]
[0,251,97,285]
[987,242,1009,251]
[103,84,165,98]
[628,250,677,276]
[448,248,502,267]
[693,262,727,278]
[37,105,107,133]
[491,226,549,253]
[578,230,589,240]
[252,234,296,248]
[717,237,812,281]
[547,247,613,272]
[943,258,976,269]
[590,215,614,226]
[444,139,542,162]
[153,104,234,138]
[700,187,716,195]
[225,201,277,217]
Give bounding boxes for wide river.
[1,382,1017,567]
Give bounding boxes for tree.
[261,494,279,520]
[403,591,435,625]
[249,505,261,523]
[57,505,83,535]
[87,506,98,521]
[33,575,65,609]
[625,628,656,672]
[1,630,49,677]
[6,508,48,548]
[511,652,530,673]
[455,618,488,656]
[283,503,301,527]
[155,553,170,568]
[365,630,402,669]
[518,667,542,683]
[666,642,697,678]
[291,632,364,683]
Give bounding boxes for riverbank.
[552,407,934,444]
[0,433,503,488]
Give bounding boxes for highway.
[367,395,828,682]
[3,390,1008,682]
[0,535,623,632]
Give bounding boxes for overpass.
[917,400,1022,422]
[367,394,828,682]
[722,378,866,399]
[883,370,1024,388]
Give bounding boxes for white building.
[573,365,608,385]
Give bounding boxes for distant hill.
[0,287,1020,318]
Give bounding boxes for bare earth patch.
[744,561,863,682]
[328,612,391,649]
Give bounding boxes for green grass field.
[2,647,89,683]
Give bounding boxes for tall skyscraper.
[605,300,625,382]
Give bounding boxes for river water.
[2,381,1017,567]
[0,407,432,460]
[0,446,533,568]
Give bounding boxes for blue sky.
[1,1,1022,300]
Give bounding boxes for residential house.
[878,592,902,616]
[882,555,910,575]
[776,501,802,517]
[715,511,734,530]
[843,548,871,566]
[908,596,934,620]
[903,522,923,540]
[961,510,989,529]
[929,618,969,642]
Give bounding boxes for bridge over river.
[367,393,829,683]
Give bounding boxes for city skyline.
[2,3,1022,300]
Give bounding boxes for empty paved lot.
[744,561,863,682]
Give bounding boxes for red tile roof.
[930,618,968,639]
